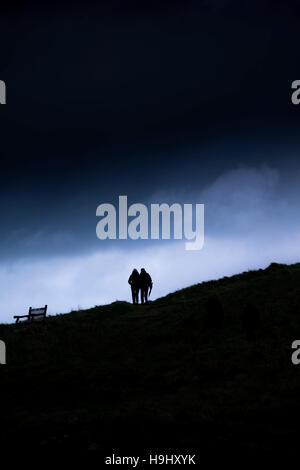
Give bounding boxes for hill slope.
[1,262,300,453]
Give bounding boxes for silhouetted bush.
[204,296,224,330]
[242,301,261,340]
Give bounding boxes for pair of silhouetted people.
[128,268,153,305]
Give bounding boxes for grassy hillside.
[1,262,300,454]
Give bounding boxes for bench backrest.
[29,305,47,322]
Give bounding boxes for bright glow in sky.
[2,165,300,323]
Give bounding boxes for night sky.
[1,1,300,321]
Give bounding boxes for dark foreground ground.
[1,262,300,457]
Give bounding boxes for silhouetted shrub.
[242,301,261,340]
[204,296,224,330]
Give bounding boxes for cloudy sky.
[0,1,300,321]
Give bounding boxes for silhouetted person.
[243,302,260,340]
[128,269,140,304]
[204,296,224,330]
[140,268,152,305]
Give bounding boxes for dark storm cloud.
[0,0,300,320]
[0,1,300,292]
[0,1,298,183]
[1,0,299,157]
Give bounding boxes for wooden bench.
[14,305,47,324]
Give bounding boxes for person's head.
[132,268,138,275]
[141,268,146,274]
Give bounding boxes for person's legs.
[141,288,145,304]
[134,288,139,304]
[131,287,135,304]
